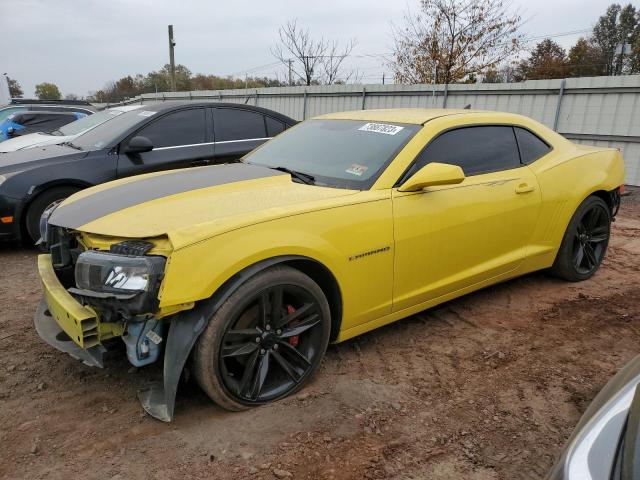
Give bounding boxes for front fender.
[158,198,395,332]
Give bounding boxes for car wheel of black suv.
[193,266,331,411]
[25,186,80,246]
[550,195,611,282]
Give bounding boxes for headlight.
[75,251,166,295]
[37,200,62,246]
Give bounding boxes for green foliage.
[592,3,639,75]
[7,77,23,98]
[568,38,607,77]
[88,64,286,103]
[515,39,568,80]
[34,82,62,100]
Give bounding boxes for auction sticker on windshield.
[345,164,369,176]
[358,123,404,135]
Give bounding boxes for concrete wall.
[115,75,640,185]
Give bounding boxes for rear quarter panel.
[523,146,625,271]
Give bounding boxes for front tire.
[193,266,331,411]
[550,195,611,281]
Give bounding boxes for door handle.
[515,182,535,194]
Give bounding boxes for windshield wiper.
[270,166,315,185]
[59,141,83,151]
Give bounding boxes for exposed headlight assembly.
[75,251,165,294]
[72,251,166,314]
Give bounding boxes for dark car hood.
[0,144,89,173]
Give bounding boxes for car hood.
[0,143,88,172]
[49,163,360,247]
[0,133,75,153]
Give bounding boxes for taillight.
[619,184,625,194]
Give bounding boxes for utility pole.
[168,25,177,92]
[288,59,293,86]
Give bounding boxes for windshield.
[71,108,155,151]
[56,109,125,136]
[243,119,420,189]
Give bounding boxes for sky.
[2,0,619,98]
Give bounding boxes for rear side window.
[16,113,77,130]
[0,106,26,122]
[265,116,286,137]
[214,108,267,141]
[514,127,551,164]
[408,125,521,177]
[136,108,205,148]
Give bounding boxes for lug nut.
[255,337,261,343]
[276,329,282,335]
[265,325,271,331]
[260,349,266,355]
[273,344,279,350]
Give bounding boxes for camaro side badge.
[349,246,391,261]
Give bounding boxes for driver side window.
[407,125,521,178]
[135,108,206,149]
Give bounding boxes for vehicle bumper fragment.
[34,299,106,368]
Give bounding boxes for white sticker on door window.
[358,123,404,135]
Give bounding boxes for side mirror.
[123,136,154,154]
[398,162,465,192]
[7,127,15,137]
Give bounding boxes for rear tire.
[193,266,331,411]
[550,195,611,282]
[25,186,80,246]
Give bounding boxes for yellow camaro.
[35,109,624,421]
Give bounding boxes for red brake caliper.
[286,305,299,347]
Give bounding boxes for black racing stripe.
[50,163,286,229]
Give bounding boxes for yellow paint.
[43,109,624,348]
[38,254,99,348]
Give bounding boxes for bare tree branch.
[272,19,357,85]
[391,0,524,84]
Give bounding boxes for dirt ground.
[1,188,639,480]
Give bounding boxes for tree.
[7,77,23,98]
[272,19,357,85]
[144,64,192,92]
[515,39,568,80]
[391,0,524,85]
[592,3,639,75]
[568,38,606,77]
[34,82,61,100]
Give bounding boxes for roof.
[315,108,484,125]
[10,98,93,106]
[139,101,296,123]
[106,105,143,112]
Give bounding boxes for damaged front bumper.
[34,298,106,368]
[34,253,205,422]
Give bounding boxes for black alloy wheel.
[572,203,610,275]
[194,266,331,410]
[220,285,324,402]
[550,195,611,282]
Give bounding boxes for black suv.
[0,101,296,243]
